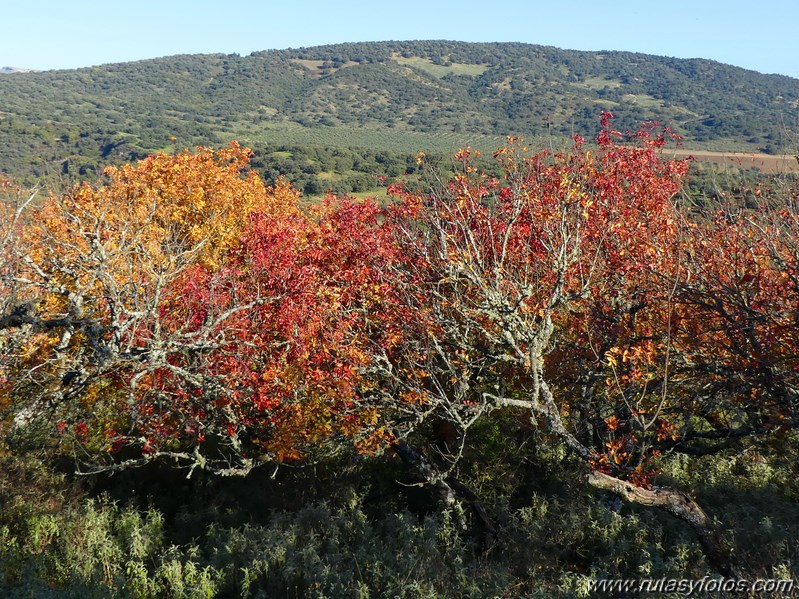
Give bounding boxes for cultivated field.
[664,148,799,174]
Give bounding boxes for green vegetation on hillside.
[1,40,797,185]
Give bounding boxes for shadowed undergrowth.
[1,431,796,598]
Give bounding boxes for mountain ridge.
[0,40,797,182]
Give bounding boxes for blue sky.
[2,0,797,77]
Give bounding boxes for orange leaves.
[90,142,296,270]
[1,144,311,467]
[353,426,394,455]
[655,419,679,443]
[7,123,799,484]
[672,200,799,417]
[400,390,430,405]
[20,143,292,324]
[399,123,703,483]
[137,192,415,462]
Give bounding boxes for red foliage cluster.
[4,118,799,485]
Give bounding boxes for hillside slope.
[1,40,797,182]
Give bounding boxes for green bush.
[1,435,797,597]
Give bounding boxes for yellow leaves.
[361,408,380,427]
[604,347,621,368]
[22,144,300,316]
[605,342,658,370]
[355,426,394,455]
[655,419,679,442]
[580,198,594,219]
[51,143,295,272]
[78,377,123,411]
[400,390,429,405]
[604,438,630,465]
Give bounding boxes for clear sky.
[2,0,797,78]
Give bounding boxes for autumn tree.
[0,181,38,424]
[106,196,417,473]
[370,119,762,575]
[4,124,799,577]
[669,196,799,450]
[0,144,300,465]
[1,143,424,477]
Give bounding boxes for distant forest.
[0,40,797,186]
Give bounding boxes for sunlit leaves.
[4,122,799,485]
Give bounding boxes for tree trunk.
[393,439,457,505]
[393,439,496,546]
[587,471,741,577]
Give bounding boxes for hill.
[1,40,797,183]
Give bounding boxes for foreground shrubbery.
[1,430,796,598]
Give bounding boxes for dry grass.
[391,54,488,78]
[289,59,359,78]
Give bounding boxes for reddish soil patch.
[662,149,799,174]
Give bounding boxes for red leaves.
[11,118,799,483]
[597,111,621,149]
[138,194,414,459]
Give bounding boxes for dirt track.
[660,149,799,174]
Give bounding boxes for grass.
[573,76,623,90]
[620,93,664,108]
[289,59,359,78]
[301,188,391,206]
[391,55,488,79]
[235,124,513,156]
[2,432,797,597]
[666,148,799,174]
